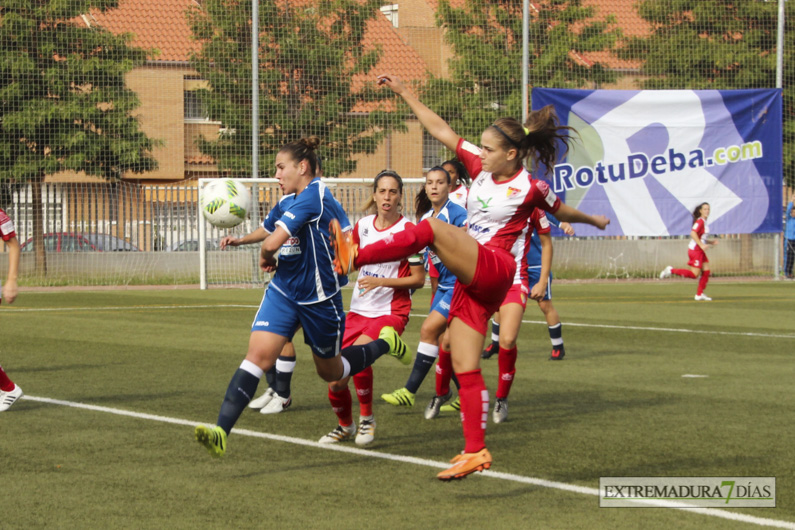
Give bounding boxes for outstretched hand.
[376,74,405,95]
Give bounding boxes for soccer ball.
[201,179,251,228]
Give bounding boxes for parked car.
[20,233,140,252]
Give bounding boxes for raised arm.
[377,74,461,153]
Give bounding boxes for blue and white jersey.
[420,199,468,290]
[526,211,558,269]
[262,178,351,304]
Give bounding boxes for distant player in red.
[0,206,23,411]
[330,74,609,480]
[319,171,425,446]
[660,202,718,301]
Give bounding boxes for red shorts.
[500,282,529,310]
[448,245,516,335]
[687,248,708,268]
[342,312,407,348]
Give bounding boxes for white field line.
[3,304,795,340]
[20,395,795,529]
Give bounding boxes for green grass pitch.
[1,281,793,529]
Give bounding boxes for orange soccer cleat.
[437,448,492,481]
[329,219,357,275]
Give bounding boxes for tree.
[187,0,403,178]
[0,0,158,274]
[421,0,619,152]
[619,0,794,189]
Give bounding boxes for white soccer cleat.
[259,394,291,414]
[492,398,508,424]
[248,387,276,409]
[0,384,23,412]
[355,416,376,446]
[659,266,673,279]
[318,423,356,444]
[694,294,712,301]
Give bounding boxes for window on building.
[184,90,209,121]
[380,4,398,28]
[422,130,446,171]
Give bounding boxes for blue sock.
[340,339,389,377]
[217,361,262,434]
[405,342,439,394]
[274,355,295,399]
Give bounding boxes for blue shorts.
[251,286,345,359]
[430,286,454,320]
[527,267,552,301]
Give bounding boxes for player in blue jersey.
[219,159,352,415]
[483,213,574,363]
[195,137,411,458]
[379,167,468,414]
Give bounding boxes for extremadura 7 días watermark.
[599,477,775,508]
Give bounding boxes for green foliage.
[620,0,794,189]
[186,0,405,178]
[0,0,159,182]
[421,0,619,148]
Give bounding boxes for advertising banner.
[532,89,782,236]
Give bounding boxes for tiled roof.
[85,0,199,62]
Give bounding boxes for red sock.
[456,369,488,453]
[435,347,453,396]
[0,366,14,392]
[697,270,710,296]
[328,386,353,427]
[356,219,435,267]
[496,346,517,400]
[353,366,373,417]
[671,268,697,279]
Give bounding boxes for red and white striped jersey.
[688,218,709,250]
[449,184,468,209]
[456,139,561,263]
[0,208,16,242]
[349,214,415,319]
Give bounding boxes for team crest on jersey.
[506,186,521,198]
[363,228,369,237]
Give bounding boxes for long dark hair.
[278,136,321,177]
[489,105,575,176]
[692,202,709,221]
[442,158,470,188]
[363,169,403,213]
[415,166,451,219]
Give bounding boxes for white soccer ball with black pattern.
[201,179,251,229]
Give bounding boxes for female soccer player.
[0,206,23,412]
[380,166,467,413]
[195,138,410,458]
[659,202,717,301]
[483,213,575,362]
[443,158,470,209]
[330,75,609,480]
[319,170,425,446]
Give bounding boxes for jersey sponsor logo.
[254,321,269,327]
[363,227,369,237]
[280,236,301,256]
[536,180,558,208]
[0,220,14,235]
[506,186,521,198]
[469,222,491,235]
[475,196,493,210]
[284,211,296,219]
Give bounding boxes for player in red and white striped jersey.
[0,207,23,411]
[659,202,718,301]
[329,74,610,479]
[319,171,425,446]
